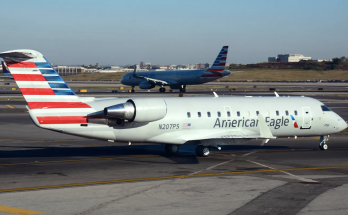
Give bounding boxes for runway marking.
[0,205,42,214]
[0,137,111,147]
[247,160,319,183]
[190,159,234,175]
[5,105,15,109]
[0,165,347,194]
[0,155,159,166]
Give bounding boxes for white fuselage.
[29,96,347,145]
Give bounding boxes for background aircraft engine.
[139,81,155,89]
[104,98,167,123]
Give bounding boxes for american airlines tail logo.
[290,115,299,128]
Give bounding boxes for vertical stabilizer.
[207,46,229,72]
[0,49,90,109]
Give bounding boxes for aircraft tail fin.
[207,46,228,72]
[0,49,90,110]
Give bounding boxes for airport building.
[53,66,85,76]
[268,54,312,62]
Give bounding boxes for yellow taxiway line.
[0,165,347,194]
[0,155,159,166]
[0,205,42,214]
[5,105,15,109]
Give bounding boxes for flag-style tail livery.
[0,50,89,109]
[207,46,228,72]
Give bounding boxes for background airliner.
[121,46,241,92]
[1,49,347,157]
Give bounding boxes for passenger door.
[301,107,311,129]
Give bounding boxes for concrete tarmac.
[0,89,347,214]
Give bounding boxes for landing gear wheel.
[196,145,210,157]
[319,135,329,150]
[159,87,166,93]
[165,144,180,155]
[131,86,135,93]
[179,85,186,92]
[319,142,328,150]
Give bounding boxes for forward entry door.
[301,107,311,129]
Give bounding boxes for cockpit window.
[321,105,331,111]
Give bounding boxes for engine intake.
[104,98,167,123]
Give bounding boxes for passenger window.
[217,111,221,117]
[198,112,201,117]
[187,112,191,118]
[237,111,240,117]
[207,112,211,117]
[256,111,259,116]
[285,110,289,116]
[227,111,230,117]
[276,111,279,116]
[294,110,298,115]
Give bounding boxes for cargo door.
[301,107,311,129]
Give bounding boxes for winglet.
[274,91,279,97]
[213,92,219,97]
[258,114,276,139]
[132,64,137,77]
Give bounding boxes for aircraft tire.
[196,145,210,157]
[165,144,180,155]
[319,142,328,150]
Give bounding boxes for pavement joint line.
[0,137,111,147]
[0,155,160,166]
[0,165,347,194]
[247,160,319,183]
[0,205,42,214]
[5,105,15,109]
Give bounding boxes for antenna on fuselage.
[274,91,279,97]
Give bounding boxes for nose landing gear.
[319,135,329,150]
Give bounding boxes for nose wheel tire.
[319,142,328,150]
[165,144,180,155]
[159,87,166,93]
[196,145,210,157]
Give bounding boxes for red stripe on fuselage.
[207,69,224,72]
[37,116,87,124]
[201,73,223,77]
[12,74,46,81]
[28,102,91,109]
[5,61,37,68]
[21,88,55,95]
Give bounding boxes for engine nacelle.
[104,98,167,123]
[139,81,155,89]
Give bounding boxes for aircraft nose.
[337,116,348,132]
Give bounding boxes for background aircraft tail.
[0,49,90,110]
[1,61,13,78]
[207,46,229,72]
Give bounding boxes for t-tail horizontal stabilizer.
[258,114,276,139]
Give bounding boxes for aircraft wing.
[229,70,244,74]
[132,65,169,85]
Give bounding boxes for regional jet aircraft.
[1,49,346,156]
[121,46,241,92]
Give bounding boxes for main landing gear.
[164,144,212,157]
[131,86,135,93]
[179,85,186,93]
[319,135,329,150]
[195,145,210,157]
[159,87,166,93]
[165,144,180,155]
